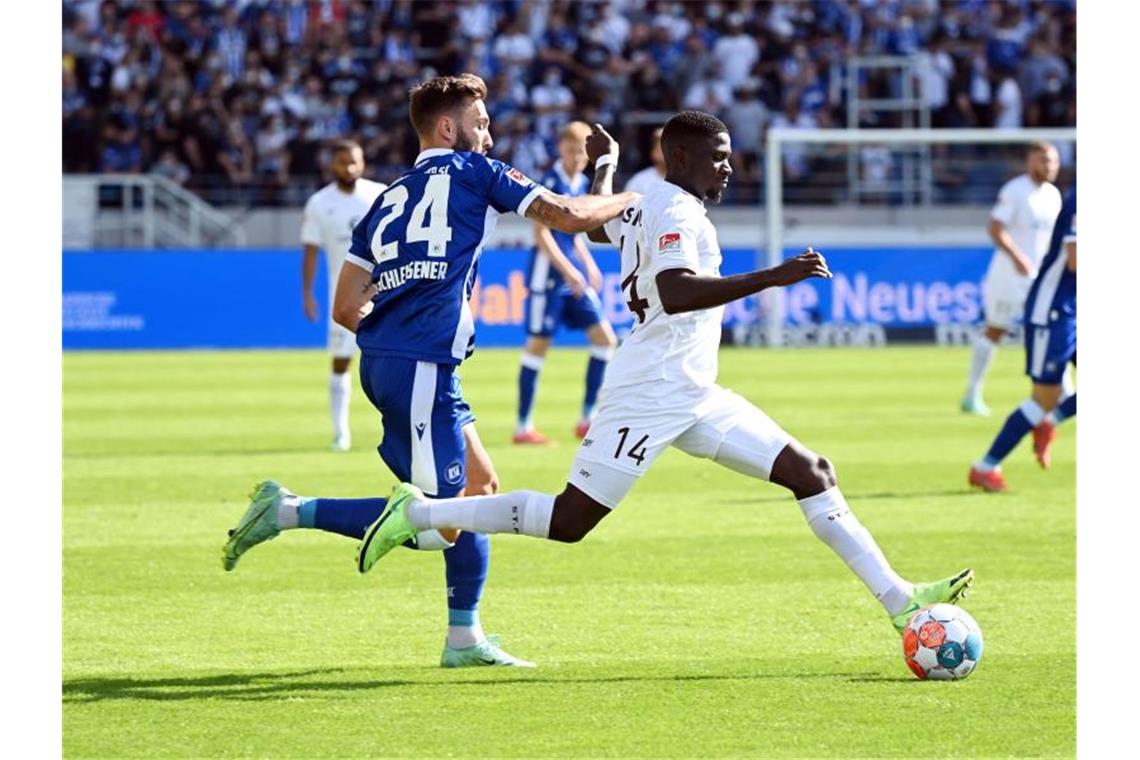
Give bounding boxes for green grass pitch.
[63,346,1074,758]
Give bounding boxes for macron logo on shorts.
[658,233,681,253]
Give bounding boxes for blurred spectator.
[724,81,769,159]
[711,13,758,89]
[769,95,817,181]
[916,33,955,125]
[100,126,143,173]
[1020,36,1070,104]
[1028,71,1075,128]
[150,148,191,185]
[493,18,536,75]
[682,63,733,116]
[530,66,575,141]
[993,68,1023,129]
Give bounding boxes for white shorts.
[983,271,1031,332]
[568,383,793,509]
[328,319,357,359]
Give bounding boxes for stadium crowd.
[62,0,1076,206]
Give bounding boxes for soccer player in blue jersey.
[970,187,1076,492]
[222,74,637,667]
[514,121,617,444]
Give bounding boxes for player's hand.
[565,269,587,298]
[1012,254,1035,277]
[769,247,833,286]
[303,292,320,322]
[586,123,619,164]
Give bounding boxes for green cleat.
[222,480,293,571]
[960,395,991,416]
[356,482,422,574]
[441,635,536,668]
[890,568,975,634]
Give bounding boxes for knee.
[546,501,600,543]
[814,456,838,491]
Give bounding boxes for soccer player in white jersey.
[623,126,668,196]
[961,142,1061,416]
[300,140,386,450]
[356,111,975,640]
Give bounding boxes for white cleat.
[331,434,351,452]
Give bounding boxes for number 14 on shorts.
[614,426,649,466]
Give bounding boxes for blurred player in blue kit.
[222,74,636,667]
[514,120,617,445]
[970,187,1077,492]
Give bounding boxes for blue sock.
[1055,393,1076,423]
[983,400,1042,467]
[444,530,489,631]
[518,354,542,429]
[583,353,609,420]
[299,497,386,540]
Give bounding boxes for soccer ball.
[901,603,983,681]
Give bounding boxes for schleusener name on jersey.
[373,260,450,292]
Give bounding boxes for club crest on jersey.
[658,232,681,252]
[444,460,464,485]
[506,168,530,186]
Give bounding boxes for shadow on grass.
[64,668,879,703]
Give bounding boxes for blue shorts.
[359,353,475,497]
[525,286,606,337]
[1024,319,1076,385]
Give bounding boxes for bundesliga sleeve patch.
[506,167,531,186]
[658,232,681,253]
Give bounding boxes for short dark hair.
[332,139,362,156]
[660,111,728,154]
[408,74,488,136]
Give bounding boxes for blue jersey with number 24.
[347,149,543,364]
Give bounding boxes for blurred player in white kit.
[961,142,1062,416]
[300,140,386,450]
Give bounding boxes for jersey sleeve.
[600,214,623,245]
[644,204,702,276]
[346,200,376,272]
[300,194,322,246]
[482,156,548,216]
[990,179,1019,225]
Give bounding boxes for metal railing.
[62,174,246,249]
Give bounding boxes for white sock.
[447,621,486,649]
[276,493,301,529]
[798,487,913,615]
[965,335,997,398]
[407,490,555,538]
[329,372,351,440]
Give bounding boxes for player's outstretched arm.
[526,190,637,235]
[656,248,832,315]
[331,262,375,333]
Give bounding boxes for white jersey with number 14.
[601,181,724,390]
